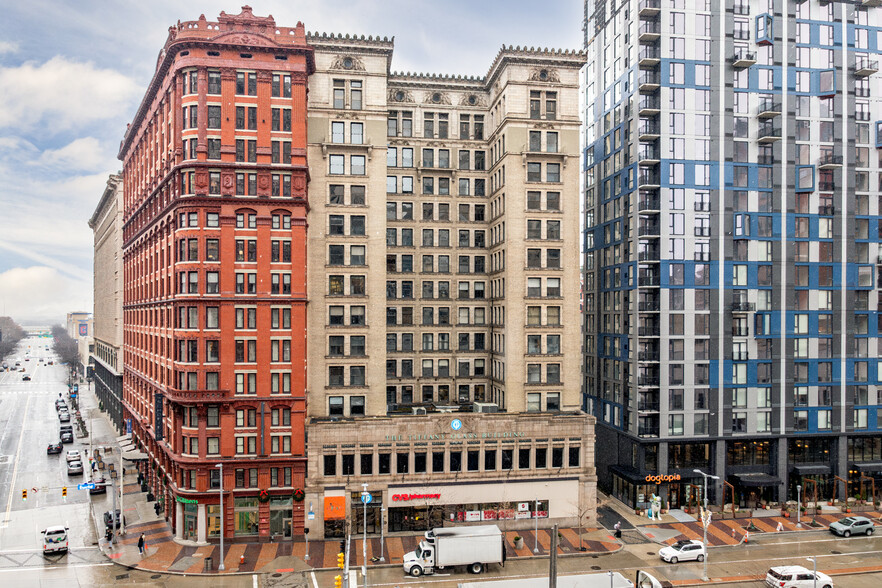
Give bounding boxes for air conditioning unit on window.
[435,405,458,413]
[473,402,499,413]
[411,406,427,415]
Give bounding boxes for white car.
[41,525,69,554]
[659,539,705,563]
[65,450,81,463]
[765,565,833,588]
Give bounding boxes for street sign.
[307,511,315,520]
[361,493,372,504]
[77,483,95,490]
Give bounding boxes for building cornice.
[88,174,122,229]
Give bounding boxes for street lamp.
[796,484,802,528]
[806,556,817,588]
[216,463,225,571]
[533,498,540,553]
[693,469,720,582]
[379,506,386,562]
[361,483,368,583]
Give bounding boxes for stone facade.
[88,174,124,431]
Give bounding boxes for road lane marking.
[310,571,319,588]
[0,393,30,534]
[253,574,258,588]
[0,562,113,573]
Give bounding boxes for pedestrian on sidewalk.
[138,534,146,555]
[614,521,622,538]
[776,521,784,532]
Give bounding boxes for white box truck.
[403,525,505,577]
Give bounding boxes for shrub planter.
[514,536,524,549]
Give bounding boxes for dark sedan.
[46,442,63,454]
[89,478,107,495]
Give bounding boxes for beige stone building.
[88,174,125,431]
[304,34,592,538]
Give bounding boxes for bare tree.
[0,317,25,362]
[51,324,80,366]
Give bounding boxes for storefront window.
[728,440,771,465]
[388,500,548,533]
[183,502,198,540]
[270,496,293,538]
[234,497,259,536]
[207,504,221,538]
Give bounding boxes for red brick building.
[119,7,313,542]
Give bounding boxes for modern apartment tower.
[582,0,882,510]
[118,7,312,541]
[303,36,596,538]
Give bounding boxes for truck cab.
[403,541,435,576]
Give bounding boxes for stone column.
[175,500,184,539]
[197,502,207,543]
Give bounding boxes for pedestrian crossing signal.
[21,489,26,501]
[337,552,345,569]
[62,487,67,498]
[334,575,342,588]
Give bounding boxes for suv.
[659,539,705,563]
[829,516,875,537]
[104,510,126,529]
[765,565,832,587]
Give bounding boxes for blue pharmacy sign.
[450,419,463,431]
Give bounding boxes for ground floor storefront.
[305,412,597,539]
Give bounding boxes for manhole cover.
[151,575,162,579]
[831,550,841,554]
[647,551,656,556]
[591,565,601,570]
[273,573,282,578]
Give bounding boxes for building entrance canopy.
[732,472,779,487]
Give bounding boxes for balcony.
[855,58,879,77]
[638,195,660,211]
[819,154,843,169]
[638,0,661,16]
[638,301,660,311]
[165,387,231,403]
[638,71,661,92]
[638,351,660,362]
[638,376,660,387]
[638,171,660,189]
[757,101,782,119]
[731,301,756,312]
[638,221,660,237]
[732,50,757,68]
[862,0,881,7]
[638,20,661,42]
[638,95,660,115]
[638,326,660,337]
[757,125,781,143]
[639,45,661,67]
[638,144,660,164]
[638,119,660,140]
[638,274,660,286]
[638,247,660,262]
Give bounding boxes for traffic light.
[62,487,67,498]
[21,489,26,501]
[339,540,345,553]
[334,575,342,588]
[336,552,345,569]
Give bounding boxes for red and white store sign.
[391,493,441,502]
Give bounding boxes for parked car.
[66,460,83,476]
[58,412,70,423]
[65,450,81,463]
[21,375,31,381]
[659,539,705,564]
[47,442,63,455]
[829,516,875,537]
[89,478,107,495]
[60,432,74,444]
[765,565,833,588]
[55,400,67,410]
[103,510,126,529]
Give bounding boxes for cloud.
[0,266,91,324]
[36,137,110,172]
[0,41,17,54]
[0,56,139,132]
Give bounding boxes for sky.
[0,0,583,325]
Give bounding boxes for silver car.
[829,516,874,537]
[66,460,83,476]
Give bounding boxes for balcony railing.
[638,249,660,262]
[731,301,756,312]
[639,197,660,211]
[638,351,660,362]
[638,95,660,111]
[638,376,660,387]
[638,21,661,38]
[855,58,879,76]
[638,301,660,311]
[638,120,661,136]
[638,401,660,412]
[638,223,660,236]
[757,101,782,118]
[757,125,781,142]
[638,171,660,186]
[639,145,660,161]
[638,0,661,13]
[639,46,661,62]
[819,154,843,168]
[638,274,660,286]
[732,49,756,68]
[638,326,660,336]
[638,71,661,87]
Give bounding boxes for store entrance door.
[668,485,681,509]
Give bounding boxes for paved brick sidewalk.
[644,510,882,546]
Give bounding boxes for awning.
[122,450,148,461]
[609,464,650,484]
[855,462,882,473]
[792,465,831,476]
[115,434,131,444]
[119,443,136,453]
[732,472,779,487]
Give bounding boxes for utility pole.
[548,523,558,588]
[343,531,351,588]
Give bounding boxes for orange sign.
[324,496,346,520]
